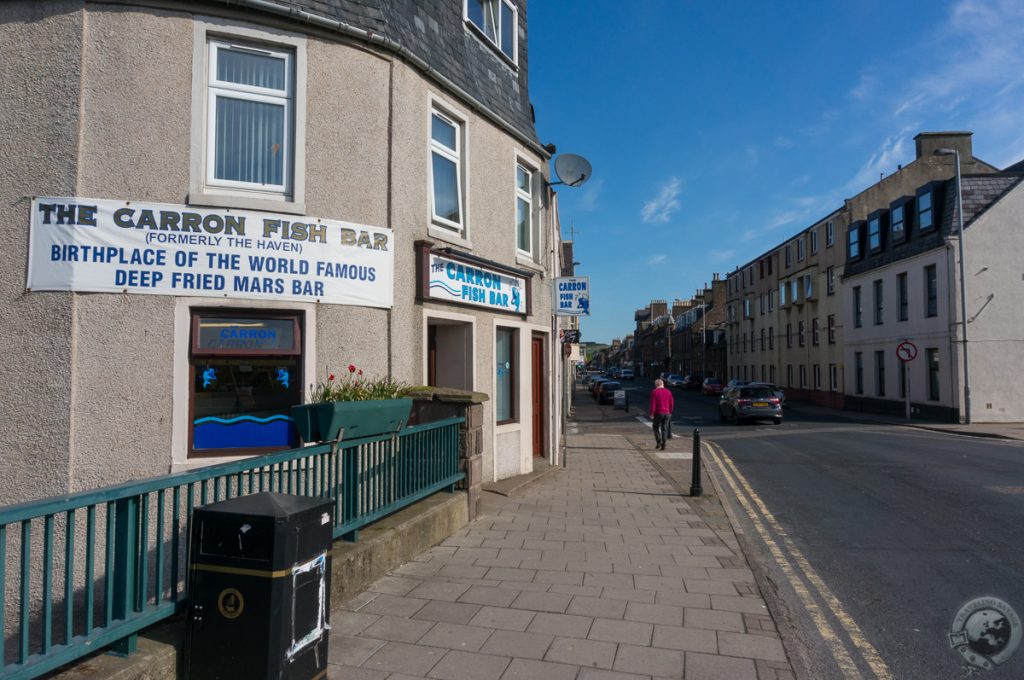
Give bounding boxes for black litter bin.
[185,492,333,680]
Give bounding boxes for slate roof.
[942,173,1024,231]
[231,0,539,146]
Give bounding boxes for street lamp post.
[935,148,971,424]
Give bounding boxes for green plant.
[310,363,407,402]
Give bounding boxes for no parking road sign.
[896,340,918,362]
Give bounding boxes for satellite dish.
[553,154,592,188]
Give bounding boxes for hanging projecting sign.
[554,276,590,316]
[426,253,527,314]
[27,197,394,308]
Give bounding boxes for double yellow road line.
[704,440,893,680]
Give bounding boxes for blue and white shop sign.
[426,253,528,314]
[27,197,395,308]
[553,276,590,316]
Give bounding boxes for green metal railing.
[0,417,465,679]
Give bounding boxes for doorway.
[427,319,473,390]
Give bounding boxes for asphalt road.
[607,377,1024,679]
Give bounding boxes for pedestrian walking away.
[649,378,674,450]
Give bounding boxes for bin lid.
[196,492,332,521]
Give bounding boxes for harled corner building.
[1,0,563,505]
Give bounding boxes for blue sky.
[529,0,1024,345]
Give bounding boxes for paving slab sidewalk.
[327,392,796,680]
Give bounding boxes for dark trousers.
[653,413,671,446]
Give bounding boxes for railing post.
[689,429,703,498]
[109,496,138,656]
[341,447,359,542]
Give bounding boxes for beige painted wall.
[0,1,83,504]
[957,183,1024,421]
[0,3,556,505]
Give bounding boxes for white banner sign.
[427,254,526,313]
[554,276,590,316]
[27,197,394,308]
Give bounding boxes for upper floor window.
[868,212,883,252]
[810,229,819,254]
[853,285,862,328]
[797,237,805,261]
[891,200,909,244]
[466,0,518,63]
[804,274,813,299]
[779,282,787,305]
[515,161,535,256]
[827,266,835,295]
[848,223,862,260]
[206,39,294,196]
[897,272,908,321]
[918,187,935,232]
[430,105,466,235]
[785,245,792,267]
[925,264,938,317]
[826,220,835,247]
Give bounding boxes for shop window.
[496,327,517,423]
[190,312,302,456]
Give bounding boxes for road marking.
[704,441,863,680]
[709,440,894,680]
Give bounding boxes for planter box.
[291,398,413,443]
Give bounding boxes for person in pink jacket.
[649,378,674,450]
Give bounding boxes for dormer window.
[466,0,518,64]
[890,199,909,244]
[867,211,885,252]
[917,187,934,232]
[848,223,863,260]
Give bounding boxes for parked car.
[701,377,724,396]
[719,385,782,424]
[591,377,610,398]
[682,375,703,390]
[665,374,685,388]
[608,367,621,379]
[597,381,622,405]
[750,382,786,407]
[620,369,634,380]
[725,379,750,390]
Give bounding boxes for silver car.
[719,386,783,424]
[750,382,786,408]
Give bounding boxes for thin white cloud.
[845,128,915,192]
[709,249,736,263]
[641,177,682,224]
[648,254,668,265]
[576,178,604,212]
[774,136,794,149]
[848,73,877,101]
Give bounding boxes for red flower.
[348,364,357,373]
[328,374,335,381]
[358,369,363,376]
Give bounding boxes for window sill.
[189,189,305,216]
[428,224,473,250]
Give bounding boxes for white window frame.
[190,17,307,214]
[797,237,805,261]
[515,155,538,260]
[427,95,470,244]
[464,0,519,67]
[810,229,819,254]
[826,220,835,247]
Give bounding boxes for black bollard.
[625,393,630,413]
[689,428,702,497]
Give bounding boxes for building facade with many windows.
[843,169,1024,422]
[1,0,564,505]
[726,132,999,414]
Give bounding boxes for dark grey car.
[719,386,783,424]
